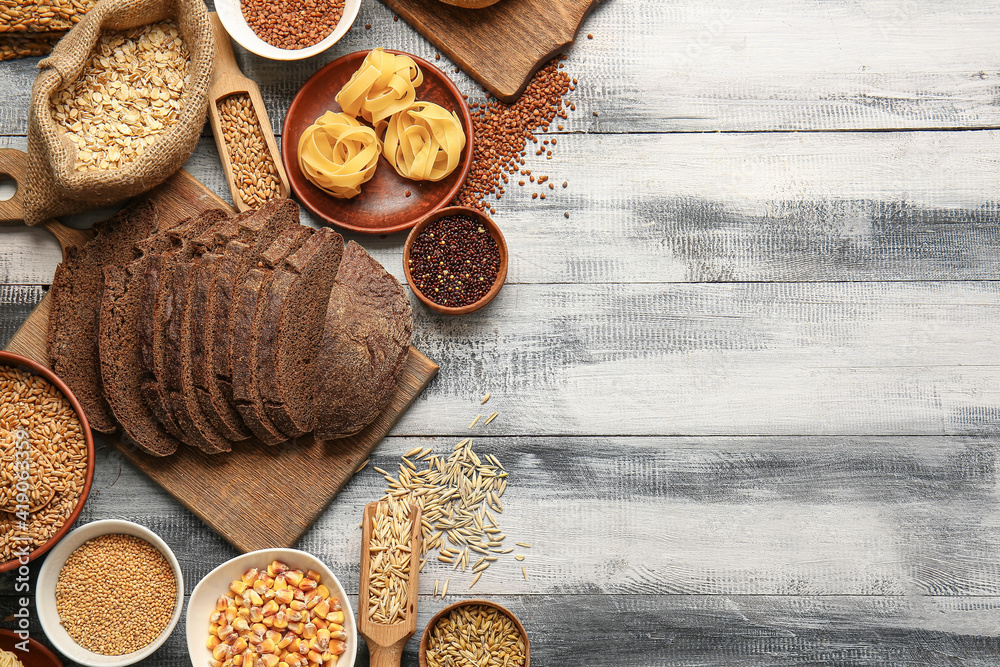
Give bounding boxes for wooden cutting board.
[0,148,438,553]
[379,0,598,103]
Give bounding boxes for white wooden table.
[4,0,1000,664]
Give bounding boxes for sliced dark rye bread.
[197,200,303,441]
[99,215,207,457]
[258,228,344,438]
[159,213,244,454]
[136,210,230,448]
[313,241,413,441]
[230,226,314,445]
[46,201,159,433]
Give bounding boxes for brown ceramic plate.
[0,625,64,667]
[282,50,474,234]
[0,351,95,574]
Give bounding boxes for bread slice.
[231,227,313,445]
[198,200,302,442]
[47,201,158,433]
[313,241,413,440]
[160,213,242,454]
[258,227,344,438]
[136,210,229,448]
[99,215,205,456]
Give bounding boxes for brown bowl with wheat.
[403,206,508,315]
[419,599,529,667]
[0,350,94,574]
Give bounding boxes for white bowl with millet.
[35,519,184,667]
[214,0,361,60]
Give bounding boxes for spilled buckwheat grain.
[453,57,573,213]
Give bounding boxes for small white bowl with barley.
[186,548,357,667]
[35,519,184,667]
[214,0,361,60]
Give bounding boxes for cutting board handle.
[0,147,30,225]
[0,147,95,252]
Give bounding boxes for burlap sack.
[22,0,212,225]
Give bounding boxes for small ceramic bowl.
[35,520,184,667]
[0,350,94,574]
[214,0,361,60]
[418,599,530,667]
[403,206,508,315]
[186,548,357,667]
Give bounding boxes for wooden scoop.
[207,12,290,212]
[359,501,422,667]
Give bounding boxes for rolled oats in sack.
[23,0,212,225]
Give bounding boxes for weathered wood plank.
[4,0,1000,136]
[7,434,998,597]
[4,131,1000,285]
[4,281,1000,438]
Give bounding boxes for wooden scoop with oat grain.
[359,501,422,667]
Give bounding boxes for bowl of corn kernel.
[186,549,356,667]
[35,519,184,667]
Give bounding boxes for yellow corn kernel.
[268,560,289,577]
[287,610,303,623]
[237,608,251,620]
[262,616,275,628]
[217,625,234,640]
[302,623,317,640]
[213,644,231,661]
[329,631,346,642]
[245,651,258,667]
[232,655,244,667]
[284,570,304,587]
[262,600,279,617]
[234,638,249,653]
[242,567,260,584]
[273,611,289,629]
[253,623,269,637]
[275,589,294,605]
[273,575,288,591]
[326,611,344,625]
[305,570,322,584]
[253,580,268,596]
[211,610,223,624]
[217,595,230,612]
[233,618,251,633]
[298,579,318,593]
[293,589,307,603]
[322,658,335,667]
[266,630,283,645]
[303,595,320,610]
[207,635,222,650]
[313,619,327,631]
[226,608,238,624]
[285,656,304,667]
[250,607,264,623]
[210,622,220,636]
[261,654,279,667]
[315,585,330,599]
[307,650,322,664]
[210,661,224,667]
[230,580,249,595]
[312,600,330,618]
[329,641,346,656]
[248,591,263,607]
[289,600,307,611]
[260,638,277,654]
[327,624,343,634]
[287,622,304,635]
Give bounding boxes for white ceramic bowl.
[215,0,361,60]
[186,548,357,667]
[36,519,185,667]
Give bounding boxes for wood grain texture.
[378,0,598,103]
[7,130,1000,286]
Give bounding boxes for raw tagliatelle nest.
[297,111,380,199]
[378,101,466,182]
[335,47,423,125]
